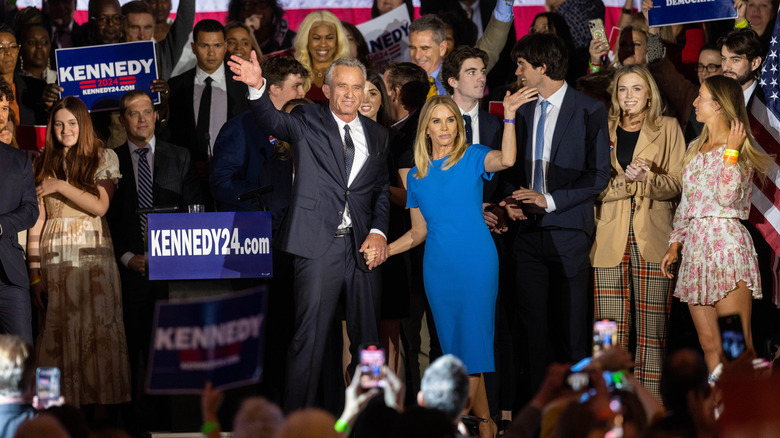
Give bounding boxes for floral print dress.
[669,144,762,305]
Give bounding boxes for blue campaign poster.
[648,0,737,27]
[146,288,267,394]
[147,211,273,280]
[55,41,159,111]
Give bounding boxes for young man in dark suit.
[106,89,201,432]
[0,81,37,345]
[229,54,390,411]
[162,19,249,209]
[503,33,610,399]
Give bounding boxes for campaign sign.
[648,0,736,27]
[357,4,411,72]
[147,211,272,280]
[55,41,159,112]
[146,288,267,393]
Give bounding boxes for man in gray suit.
[0,79,38,345]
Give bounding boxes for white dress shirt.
[193,64,228,157]
[531,81,568,213]
[121,137,157,266]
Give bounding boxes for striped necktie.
[136,147,153,235]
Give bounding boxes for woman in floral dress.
[661,76,773,373]
[27,97,130,408]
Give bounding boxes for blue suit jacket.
[0,143,38,288]
[248,92,390,269]
[211,111,274,211]
[511,85,610,235]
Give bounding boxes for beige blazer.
[590,116,685,267]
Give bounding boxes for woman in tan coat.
[590,65,685,400]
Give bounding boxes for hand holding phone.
[719,314,747,361]
[35,367,63,410]
[358,344,385,389]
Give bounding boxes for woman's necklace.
[312,67,327,78]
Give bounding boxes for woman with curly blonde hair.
[292,11,351,102]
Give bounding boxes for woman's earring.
[647,99,651,107]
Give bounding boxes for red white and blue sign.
[147,211,273,280]
[647,0,737,27]
[146,288,267,393]
[55,41,160,111]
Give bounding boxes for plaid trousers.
[594,202,673,401]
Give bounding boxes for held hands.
[625,157,650,183]
[660,243,681,278]
[360,233,388,270]
[36,178,62,198]
[510,187,547,213]
[228,50,264,90]
[499,196,528,221]
[505,87,537,115]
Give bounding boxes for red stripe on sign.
[119,81,136,85]
[119,76,135,81]
[80,80,96,85]
[80,85,96,89]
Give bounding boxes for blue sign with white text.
[146,288,267,393]
[648,0,736,27]
[55,41,159,111]
[147,211,272,280]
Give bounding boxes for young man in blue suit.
[229,54,390,411]
[503,33,610,399]
[0,81,37,345]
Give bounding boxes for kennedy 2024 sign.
[648,0,737,27]
[56,41,159,111]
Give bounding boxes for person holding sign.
[27,96,131,408]
[660,76,772,376]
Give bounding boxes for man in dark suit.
[503,33,610,398]
[162,19,249,209]
[0,81,38,345]
[211,56,308,212]
[229,54,390,411]
[106,89,201,432]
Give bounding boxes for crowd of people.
[1,0,780,437]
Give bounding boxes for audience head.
[0,335,34,400]
[119,90,157,145]
[192,19,227,75]
[293,11,351,74]
[409,14,447,75]
[660,349,710,416]
[530,12,571,37]
[0,109,18,148]
[397,406,457,438]
[232,396,284,438]
[261,56,309,110]
[13,415,69,438]
[225,21,261,62]
[360,69,392,126]
[142,0,172,25]
[696,43,722,84]
[719,28,763,87]
[442,46,488,100]
[121,0,155,42]
[608,64,663,127]
[323,57,366,120]
[274,408,340,438]
[372,0,414,19]
[617,24,648,66]
[43,0,77,30]
[414,96,468,178]
[0,76,15,129]
[746,0,776,34]
[45,405,91,438]
[88,0,122,44]
[437,10,477,56]
[341,21,374,70]
[512,33,568,87]
[383,61,428,119]
[17,21,51,76]
[418,354,470,423]
[227,0,284,39]
[0,25,19,78]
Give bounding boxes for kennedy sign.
[56,41,159,111]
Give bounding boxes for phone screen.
[36,367,61,402]
[359,345,385,389]
[718,314,746,361]
[593,320,618,355]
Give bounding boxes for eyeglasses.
[0,44,20,52]
[696,63,721,73]
[92,15,121,25]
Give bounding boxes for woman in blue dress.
[369,91,527,436]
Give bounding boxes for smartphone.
[358,344,385,389]
[36,367,60,405]
[588,18,607,42]
[593,320,618,355]
[718,314,746,361]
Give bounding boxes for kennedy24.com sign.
[56,41,159,111]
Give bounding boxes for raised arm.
[484,88,528,173]
[228,51,265,90]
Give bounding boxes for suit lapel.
[633,124,661,158]
[351,116,377,186]
[549,88,575,162]
[321,105,348,186]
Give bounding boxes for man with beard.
[719,28,763,105]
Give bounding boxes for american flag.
[750,15,780,307]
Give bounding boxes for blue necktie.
[136,147,153,235]
[463,114,473,145]
[533,100,550,193]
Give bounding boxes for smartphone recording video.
[359,344,385,389]
[718,313,746,361]
[593,319,618,355]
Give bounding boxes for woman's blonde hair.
[413,96,468,179]
[684,75,774,181]
[292,11,351,74]
[608,64,663,130]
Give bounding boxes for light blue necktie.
[533,100,550,193]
